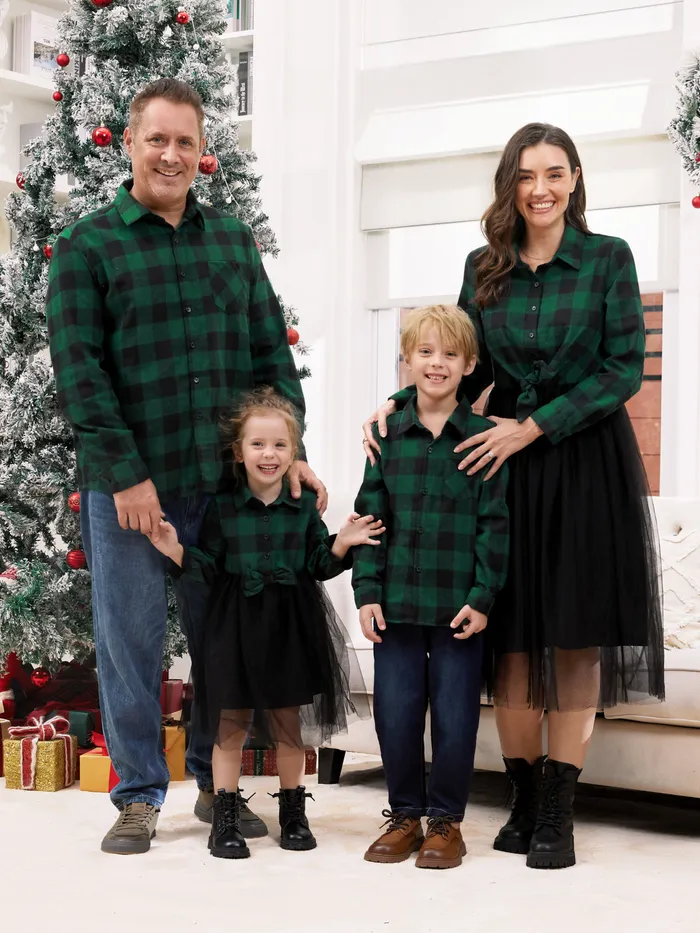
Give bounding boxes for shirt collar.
[231,478,302,511]
[396,394,472,438]
[514,223,585,272]
[114,179,207,230]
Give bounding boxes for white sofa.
[319,497,700,797]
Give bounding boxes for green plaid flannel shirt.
[453,225,644,443]
[173,484,351,591]
[46,181,305,499]
[352,398,509,623]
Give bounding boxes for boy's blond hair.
[400,304,478,363]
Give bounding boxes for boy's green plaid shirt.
[46,181,305,500]
[352,398,509,624]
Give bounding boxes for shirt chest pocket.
[209,261,249,313]
[444,468,478,502]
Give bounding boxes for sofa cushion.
[604,647,700,728]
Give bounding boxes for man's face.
[124,98,204,212]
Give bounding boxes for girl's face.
[235,414,295,488]
[515,142,580,234]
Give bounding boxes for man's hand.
[359,603,386,643]
[113,479,163,541]
[450,604,488,640]
[287,461,328,515]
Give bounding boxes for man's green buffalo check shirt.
[46,181,305,499]
[352,398,509,624]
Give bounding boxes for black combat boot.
[271,786,317,851]
[493,755,546,854]
[526,759,582,869]
[208,789,251,859]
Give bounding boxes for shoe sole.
[493,836,531,855]
[209,847,251,859]
[194,802,269,838]
[415,842,466,870]
[280,839,318,851]
[101,829,156,855]
[526,851,576,869]
[364,838,424,864]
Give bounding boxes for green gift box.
[47,711,96,748]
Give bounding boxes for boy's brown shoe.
[415,816,466,869]
[364,810,424,863]
[101,802,159,855]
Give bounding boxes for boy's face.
[405,326,476,403]
[234,414,295,489]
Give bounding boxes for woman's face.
[515,142,580,234]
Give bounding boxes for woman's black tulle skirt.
[484,386,665,711]
[192,573,369,749]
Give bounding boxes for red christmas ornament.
[695,154,700,163]
[66,549,87,570]
[92,0,114,6]
[30,667,52,689]
[43,243,53,259]
[287,328,300,346]
[255,240,261,250]
[692,196,700,210]
[56,53,70,68]
[198,154,218,175]
[53,91,63,102]
[176,10,190,24]
[16,172,25,190]
[92,126,113,147]
[0,567,17,581]
[68,491,81,513]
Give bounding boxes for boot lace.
[379,809,415,835]
[269,790,314,825]
[215,793,243,833]
[536,780,563,831]
[118,803,157,830]
[425,815,457,840]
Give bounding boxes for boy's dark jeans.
[373,622,483,820]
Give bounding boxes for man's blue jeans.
[373,623,483,820]
[81,490,211,809]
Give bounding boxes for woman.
[362,123,664,870]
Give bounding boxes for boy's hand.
[147,520,184,566]
[450,604,488,639]
[359,604,386,643]
[332,513,386,558]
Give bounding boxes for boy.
[353,304,509,870]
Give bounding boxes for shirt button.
[417,527,424,534]
[193,377,200,384]
[529,333,535,339]
[264,534,270,540]
[531,306,537,311]
[415,567,422,574]
[263,553,270,560]
[190,342,195,349]
[427,446,433,453]
[534,282,540,288]
[185,307,192,314]
[173,236,179,246]
[422,488,428,496]
[180,271,186,278]
[196,413,203,420]
[263,516,269,522]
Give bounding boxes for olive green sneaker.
[195,786,268,838]
[101,802,160,855]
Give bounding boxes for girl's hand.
[332,513,386,558]
[359,604,386,643]
[450,605,488,640]
[454,416,543,480]
[147,520,184,566]
[362,400,397,466]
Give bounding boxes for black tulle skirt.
[484,385,665,711]
[192,572,369,749]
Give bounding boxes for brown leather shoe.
[415,816,466,869]
[364,810,424,864]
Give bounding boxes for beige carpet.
[1,753,698,933]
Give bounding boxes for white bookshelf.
[0,68,55,102]
[221,28,254,54]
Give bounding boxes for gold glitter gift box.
[4,716,77,792]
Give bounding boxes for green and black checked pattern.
[456,225,645,444]
[352,399,509,624]
[177,484,351,589]
[46,181,306,499]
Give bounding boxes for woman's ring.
[486,450,494,459]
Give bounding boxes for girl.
[363,123,664,870]
[151,387,378,859]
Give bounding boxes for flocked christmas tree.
[0,0,310,670]
[668,51,700,206]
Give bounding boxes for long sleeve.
[305,509,352,581]
[352,427,390,608]
[247,230,307,460]
[170,499,227,588]
[46,231,149,493]
[466,464,510,615]
[530,242,644,444]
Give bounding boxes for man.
[46,78,325,855]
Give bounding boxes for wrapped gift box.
[241,747,316,777]
[80,725,186,792]
[44,709,99,748]
[160,680,183,717]
[0,719,10,777]
[4,717,77,791]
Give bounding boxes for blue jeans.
[373,623,483,820]
[81,490,211,809]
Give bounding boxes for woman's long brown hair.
[474,123,589,309]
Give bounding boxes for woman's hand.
[332,513,386,558]
[362,400,397,466]
[147,520,184,566]
[454,416,543,480]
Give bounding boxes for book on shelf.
[12,12,61,80]
[223,0,254,33]
[237,50,253,116]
